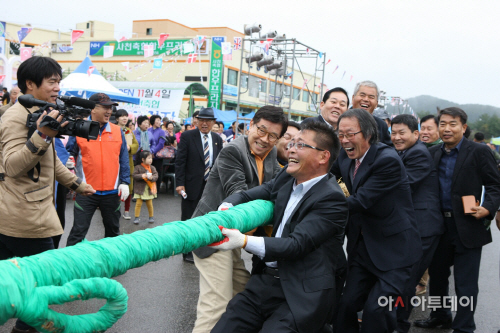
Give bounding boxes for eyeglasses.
[338,131,362,140]
[256,125,279,142]
[198,118,214,123]
[287,141,325,151]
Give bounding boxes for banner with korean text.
[208,36,225,109]
[90,39,195,56]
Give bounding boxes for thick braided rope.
[0,200,274,332]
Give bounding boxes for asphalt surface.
[1,188,500,332]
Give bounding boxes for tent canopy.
[184,83,208,96]
[60,57,140,104]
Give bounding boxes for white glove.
[118,184,129,202]
[217,202,233,211]
[209,226,247,251]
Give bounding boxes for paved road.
[1,190,500,332]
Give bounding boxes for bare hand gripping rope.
[0,200,274,333]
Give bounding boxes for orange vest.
[76,122,123,191]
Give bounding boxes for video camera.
[18,94,100,140]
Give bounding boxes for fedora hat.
[197,107,216,120]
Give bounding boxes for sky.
[4,0,500,106]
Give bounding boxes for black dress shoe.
[183,252,194,263]
[414,317,452,329]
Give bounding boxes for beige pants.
[192,248,251,333]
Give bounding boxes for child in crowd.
[132,150,158,224]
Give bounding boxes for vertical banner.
[208,36,225,109]
[0,21,5,55]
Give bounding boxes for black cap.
[89,93,118,106]
[197,107,216,120]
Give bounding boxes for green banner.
[208,36,225,109]
[89,39,190,56]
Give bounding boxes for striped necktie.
[353,159,361,179]
[203,134,210,181]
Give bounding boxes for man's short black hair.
[2,88,6,92]
[150,115,161,125]
[420,114,438,126]
[116,109,128,118]
[288,120,301,132]
[193,111,200,118]
[252,105,288,137]
[137,115,150,127]
[218,121,224,129]
[474,132,485,141]
[338,108,378,145]
[322,87,350,108]
[17,56,62,94]
[300,121,340,168]
[391,114,419,132]
[438,107,468,125]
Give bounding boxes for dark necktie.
[204,134,210,181]
[353,159,361,179]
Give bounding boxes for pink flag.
[302,79,308,90]
[350,75,353,82]
[332,65,339,74]
[187,53,197,63]
[326,59,331,65]
[158,33,169,46]
[87,66,96,77]
[0,75,5,84]
[144,44,154,58]
[71,30,84,44]
[119,36,128,42]
[20,47,32,61]
[121,62,130,72]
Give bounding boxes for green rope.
[0,200,274,333]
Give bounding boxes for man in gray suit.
[191,106,287,333]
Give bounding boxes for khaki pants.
[192,248,251,333]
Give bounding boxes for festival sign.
[90,39,196,56]
[208,36,225,109]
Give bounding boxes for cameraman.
[0,56,95,333]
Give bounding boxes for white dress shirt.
[245,173,327,267]
[199,130,214,167]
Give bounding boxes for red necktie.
[353,159,361,179]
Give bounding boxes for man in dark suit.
[333,109,421,333]
[301,87,349,131]
[390,114,445,333]
[209,121,348,333]
[190,106,286,333]
[175,107,223,262]
[415,107,500,332]
[351,80,393,147]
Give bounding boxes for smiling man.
[334,109,421,333]
[209,121,348,333]
[390,115,445,333]
[351,80,393,146]
[419,115,442,147]
[302,87,349,130]
[66,93,131,247]
[190,106,286,333]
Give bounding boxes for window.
[248,75,260,98]
[293,88,301,101]
[259,79,267,93]
[240,74,248,89]
[146,28,153,35]
[302,91,309,103]
[86,23,90,29]
[185,76,208,82]
[283,85,291,96]
[311,93,318,105]
[227,69,238,86]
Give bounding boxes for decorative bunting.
[158,33,169,46]
[119,36,128,42]
[87,66,96,77]
[319,52,323,58]
[153,58,163,69]
[332,65,339,74]
[302,79,308,90]
[20,47,32,61]
[341,71,346,80]
[17,27,32,42]
[350,75,353,82]
[121,62,130,72]
[0,75,5,84]
[233,37,242,50]
[103,45,114,59]
[326,59,331,65]
[71,30,84,44]
[187,53,197,63]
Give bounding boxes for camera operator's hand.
[80,184,96,196]
[36,110,69,138]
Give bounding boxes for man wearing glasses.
[208,121,348,333]
[66,93,130,246]
[332,109,421,332]
[191,106,287,333]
